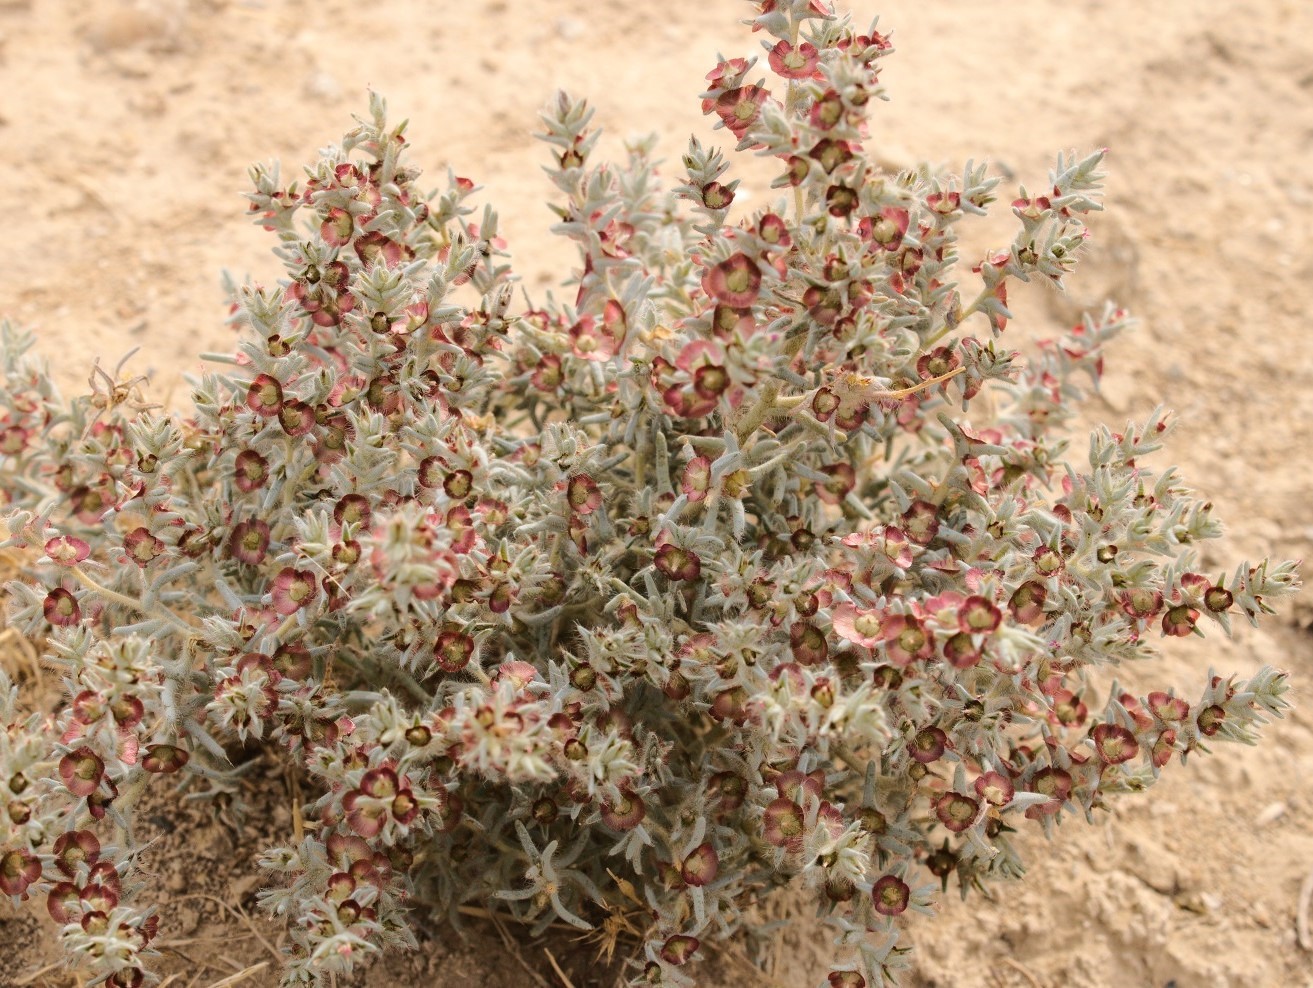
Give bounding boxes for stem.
[829,740,868,777]
[734,330,808,446]
[924,283,995,347]
[869,365,966,400]
[281,443,319,518]
[700,488,722,533]
[111,770,151,848]
[73,566,194,634]
[739,365,965,445]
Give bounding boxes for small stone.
[1254,801,1286,827]
[555,17,584,40]
[1124,835,1181,895]
[304,71,341,102]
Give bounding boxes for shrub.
[0,1,1300,985]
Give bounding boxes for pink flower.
[417,455,445,489]
[884,614,934,665]
[1161,604,1198,637]
[1025,767,1073,820]
[277,399,315,438]
[829,973,866,988]
[0,847,42,896]
[354,231,409,267]
[228,519,271,566]
[768,40,820,79]
[1008,580,1048,624]
[942,631,981,669]
[1197,704,1226,737]
[1204,585,1234,613]
[529,354,563,393]
[59,747,104,798]
[703,57,751,90]
[710,685,748,723]
[809,138,856,174]
[1118,587,1162,621]
[831,603,883,649]
[1147,691,1189,722]
[568,315,618,361]
[1091,723,1139,765]
[435,628,475,673]
[712,85,769,140]
[333,494,372,531]
[958,595,1002,633]
[1152,729,1178,768]
[934,792,980,833]
[901,501,940,545]
[600,788,646,831]
[233,449,269,492]
[566,474,602,515]
[909,726,947,763]
[814,462,856,505]
[270,568,317,614]
[680,842,719,887]
[681,456,713,502]
[859,207,909,251]
[45,535,91,566]
[700,181,735,210]
[659,935,700,966]
[245,374,284,417]
[123,527,165,567]
[761,797,805,850]
[0,424,28,456]
[702,252,762,307]
[141,744,189,774]
[321,206,354,247]
[446,470,477,501]
[871,874,910,916]
[789,620,828,665]
[927,190,961,215]
[344,792,386,838]
[809,89,844,130]
[655,543,701,582]
[757,213,790,248]
[44,587,81,626]
[51,830,99,877]
[974,771,1015,806]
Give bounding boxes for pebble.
[1253,801,1287,827]
[304,70,341,102]
[555,18,584,41]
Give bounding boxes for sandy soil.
[2,1,1312,986]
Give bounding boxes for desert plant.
[0,1,1300,986]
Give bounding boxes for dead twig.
[718,944,793,988]
[543,947,577,988]
[999,956,1045,988]
[1297,866,1313,951]
[156,932,258,949]
[14,961,63,987]
[160,943,223,978]
[176,893,282,964]
[456,902,576,933]
[202,962,268,988]
[486,911,553,988]
[0,626,43,686]
[285,764,305,845]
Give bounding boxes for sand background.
[2,0,1312,986]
